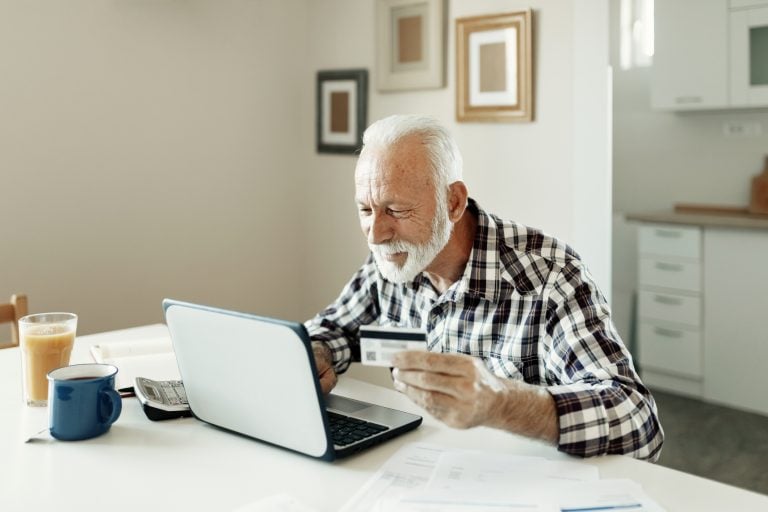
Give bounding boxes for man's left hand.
[391,351,559,443]
[391,351,508,429]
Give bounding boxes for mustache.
[368,239,418,255]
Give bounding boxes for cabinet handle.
[674,96,702,104]
[654,229,682,239]
[654,295,683,306]
[655,262,684,272]
[654,327,684,339]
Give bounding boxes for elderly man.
[306,115,663,461]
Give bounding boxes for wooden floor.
[652,389,768,496]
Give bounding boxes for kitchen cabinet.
[629,213,768,415]
[652,0,729,110]
[636,225,704,395]
[730,2,768,106]
[702,228,768,414]
[652,0,768,110]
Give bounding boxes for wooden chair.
[0,294,28,349]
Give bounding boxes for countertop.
[626,205,768,231]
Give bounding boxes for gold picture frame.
[456,10,534,122]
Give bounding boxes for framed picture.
[456,10,534,122]
[316,69,368,154]
[376,0,445,91]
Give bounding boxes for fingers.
[391,351,478,400]
[392,351,474,376]
[311,342,337,393]
[394,377,449,412]
[392,367,471,399]
[312,342,333,367]
[319,368,337,394]
[393,379,473,429]
[391,351,498,429]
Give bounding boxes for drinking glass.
[19,313,78,406]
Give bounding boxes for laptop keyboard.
[327,411,389,446]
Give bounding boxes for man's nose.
[367,211,393,245]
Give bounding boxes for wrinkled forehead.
[354,137,434,193]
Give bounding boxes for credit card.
[359,325,427,367]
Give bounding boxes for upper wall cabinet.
[730,0,768,105]
[652,0,730,110]
[652,0,768,110]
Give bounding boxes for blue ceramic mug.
[47,363,122,441]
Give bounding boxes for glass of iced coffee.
[19,313,78,406]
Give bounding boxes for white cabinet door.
[703,229,768,415]
[730,5,768,106]
[652,0,730,110]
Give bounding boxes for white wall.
[613,71,768,214]
[1,0,614,342]
[0,1,309,334]
[572,0,612,302]
[300,0,613,321]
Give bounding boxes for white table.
[1,324,766,511]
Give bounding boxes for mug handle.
[99,388,123,426]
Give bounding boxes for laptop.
[162,299,422,461]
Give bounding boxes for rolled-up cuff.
[548,384,610,458]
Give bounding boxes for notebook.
[162,299,422,461]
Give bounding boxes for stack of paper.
[90,336,180,390]
[341,443,665,512]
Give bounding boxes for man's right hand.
[311,342,338,394]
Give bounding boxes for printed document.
[341,443,666,512]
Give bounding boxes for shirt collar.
[444,198,505,303]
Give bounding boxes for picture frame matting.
[376,0,445,91]
[456,10,534,122]
[316,69,368,154]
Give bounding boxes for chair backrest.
[0,294,28,349]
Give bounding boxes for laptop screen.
[164,300,331,458]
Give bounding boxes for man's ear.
[447,181,469,222]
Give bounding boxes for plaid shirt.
[305,199,664,461]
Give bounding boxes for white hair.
[361,115,464,193]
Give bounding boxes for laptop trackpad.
[325,394,370,413]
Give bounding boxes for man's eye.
[358,208,372,216]
[387,209,406,218]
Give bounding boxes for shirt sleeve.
[303,255,381,373]
[543,260,664,462]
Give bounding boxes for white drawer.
[638,322,702,378]
[639,257,702,292]
[638,290,702,327]
[638,224,701,259]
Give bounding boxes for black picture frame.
[316,69,368,154]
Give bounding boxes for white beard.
[370,199,454,284]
